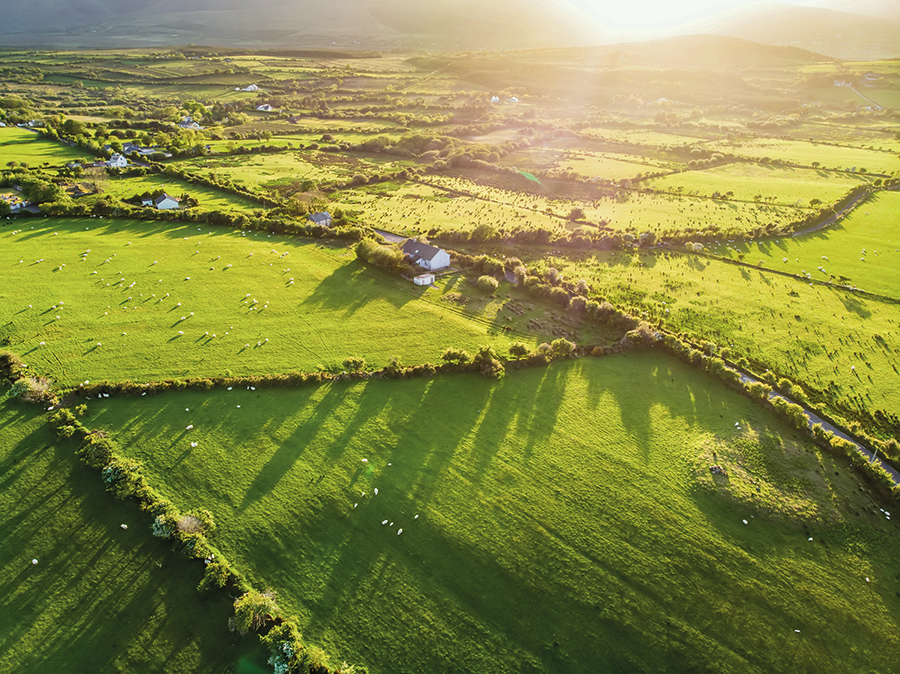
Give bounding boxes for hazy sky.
[570,0,874,31]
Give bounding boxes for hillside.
[701,3,900,61]
[0,0,604,49]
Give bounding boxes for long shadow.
[299,262,425,315]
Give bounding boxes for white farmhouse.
[256,104,274,112]
[402,239,450,271]
[243,84,260,92]
[154,193,180,210]
[106,153,128,168]
[307,211,333,227]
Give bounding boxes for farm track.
[735,372,900,485]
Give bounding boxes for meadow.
[0,218,525,386]
[0,127,92,166]
[556,150,675,181]
[421,174,802,235]
[0,390,267,673]
[703,137,900,175]
[87,353,900,674]
[176,152,352,189]
[643,161,872,206]
[93,172,263,213]
[704,190,900,298]
[526,249,900,420]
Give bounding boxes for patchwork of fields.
[2,44,899,674]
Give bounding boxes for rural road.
[791,190,869,237]
[373,228,406,243]
[736,373,900,485]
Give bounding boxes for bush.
[441,347,472,364]
[9,376,57,405]
[0,351,25,382]
[234,590,280,634]
[475,275,499,294]
[342,356,367,372]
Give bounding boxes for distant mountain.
[0,0,605,49]
[697,2,900,60]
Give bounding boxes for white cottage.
[402,239,450,271]
[154,193,180,210]
[256,104,274,112]
[307,211,333,227]
[106,153,128,168]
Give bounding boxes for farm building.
[106,153,128,168]
[413,273,435,286]
[402,239,451,271]
[153,193,180,210]
[257,104,275,112]
[307,211,333,227]
[243,84,260,91]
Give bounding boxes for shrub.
[342,356,366,372]
[475,275,499,294]
[0,351,25,382]
[550,338,576,359]
[441,347,472,364]
[234,590,280,634]
[508,342,529,359]
[10,376,57,405]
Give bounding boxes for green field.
[532,249,900,419]
[0,127,93,166]
[0,218,525,386]
[644,162,872,207]
[93,172,262,213]
[87,354,900,674]
[556,150,674,181]
[705,190,900,298]
[704,138,900,175]
[0,389,266,673]
[176,152,350,188]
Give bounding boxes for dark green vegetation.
[87,354,900,673]
[2,37,900,674]
[0,389,267,673]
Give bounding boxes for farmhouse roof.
[402,239,444,262]
[308,211,332,224]
[154,193,179,206]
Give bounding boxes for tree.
[441,348,472,364]
[342,356,366,372]
[568,207,586,221]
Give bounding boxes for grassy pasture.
[88,354,900,674]
[532,250,900,418]
[176,152,349,188]
[0,391,266,673]
[346,182,571,235]
[704,138,900,175]
[557,150,674,181]
[422,173,803,234]
[706,191,900,298]
[643,162,872,206]
[581,127,706,146]
[0,128,92,166]
[786,123,900,153]
[92,172,262,212]
[0,218,523,386]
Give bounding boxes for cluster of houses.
[490,96,519,104]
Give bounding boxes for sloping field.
[0,218,519,385]
[95,173,262,212]
[0,127,92,166]
[704,138,900,174]
[706,190,900,298]
[643,162,872,206]
[88,354,900,674]
[0,390,265,673]
[538,250,900,418]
